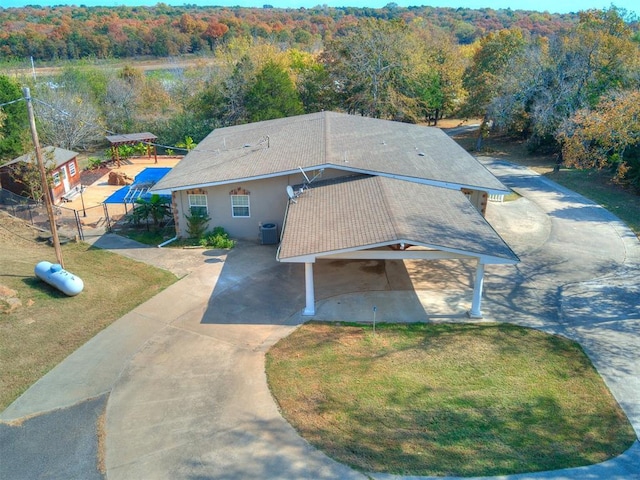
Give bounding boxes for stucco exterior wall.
[174,174,297,240]
[173,168,360,240]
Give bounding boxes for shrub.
[87,157,102,169]
[185,210,210,238]
[199,226,235,249]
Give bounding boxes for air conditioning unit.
[260,222,278,245]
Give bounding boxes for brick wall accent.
[229,187,250,195]
[186,188,206,195]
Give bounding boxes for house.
[0,146,81,204]
[152,112,519,317]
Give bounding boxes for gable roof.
[4,146,77,169]
[105,132,157,145]
[151,112,509,195]
[277,175,519,264]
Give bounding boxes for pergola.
[106,132,158,167]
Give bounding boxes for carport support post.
[303,262,316,316]
[469,260,485,319]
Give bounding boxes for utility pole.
[23,87,64,268]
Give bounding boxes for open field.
[0,211,177,411]
[267,322,636,477]
[0,55,212,80]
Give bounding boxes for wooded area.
[1,5,639,189]
[0,4,581,61]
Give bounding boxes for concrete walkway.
[1,160,639,479]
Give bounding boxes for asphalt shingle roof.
[151,112,509,194]
[277,175,519,263]
[6,146,77,169]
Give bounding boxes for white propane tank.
[34,261,84,296]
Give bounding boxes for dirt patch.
[81,167,111,186]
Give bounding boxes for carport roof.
[277,175,519,264]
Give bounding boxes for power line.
[0,97,25,108]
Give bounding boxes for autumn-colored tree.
[487,7,640,151]
[558,89,640,186]
[202,20,229,50]
[461,28,526,148]
[409,23,466,124]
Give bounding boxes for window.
[68,162,76,176]
[231,195,250,218]
[52,172,61,186]
[188,194,208,215]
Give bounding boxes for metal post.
[74,209,84,241]
[23,87,64,268]
[80,185,86,217]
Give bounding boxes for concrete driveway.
[1,159,639,479]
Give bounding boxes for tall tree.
[289,49,338,113]
[0,75,28,162]
[487,8,640,150]
[461,28,526,148]
[323,18,417,119]
[245,60,304,122]
[558,89,640,186]
[34,85,105,151]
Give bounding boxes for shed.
[0,146,81,204]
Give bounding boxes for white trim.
[231,194,250,218]
[188,193,208,215]
[278,240,518,265]
[323,250,473,261]
[322,164,511,195]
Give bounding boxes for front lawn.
[0,212,177,411]
[266,322,635,477]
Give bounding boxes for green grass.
[547,168,640,234]
[266,322,636,477]
[449,128,640,236]
[0,214,177,410]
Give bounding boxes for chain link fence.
[0,188,120,241]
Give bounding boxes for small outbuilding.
[0,146,81,204]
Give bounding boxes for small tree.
[132,194,171,231]
[176,136,196,152]
[184,209,210,239]
[9,150,56,203]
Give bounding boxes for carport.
[277,175,519,318]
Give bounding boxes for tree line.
[1,6,639,190]
[0,4,582,62]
